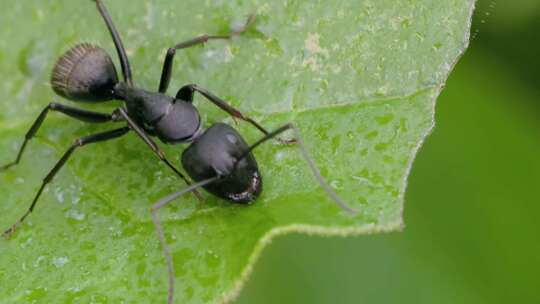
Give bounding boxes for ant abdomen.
[51,43,118,102]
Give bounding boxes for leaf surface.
[0,1,474,302]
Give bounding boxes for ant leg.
[150,176,219,304]
[93,0,133,86]
[2,127,130,238]
[0,102,117,172]
[114,108,204,201]
[238,123,356,214]
[158,15,255,93]
[178,84,295,145]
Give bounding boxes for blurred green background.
[237,1,540,303]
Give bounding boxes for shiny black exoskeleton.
[1,2,355,303]
[182,123,262,203]
[48,31,276,204]
[0,0,277,227]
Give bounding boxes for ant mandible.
[0,1,356,303]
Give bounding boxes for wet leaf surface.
[0,1,474,303]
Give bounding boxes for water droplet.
[20,237,33,249]
[65,209,86,221]
[52,256,69,268]
[55,188,65,204]
[274,151,285,162]
[33,255,46,268]
[330,179,343,190]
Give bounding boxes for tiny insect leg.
[0,102,117,172]
[93,0,133,85]
[158,15,255,93]
[114,108,204,201]
[150,176,220,304]
[2,127,130,238]
[177,84,295,145]
[239,123,357,213]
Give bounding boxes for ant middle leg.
[2,127,130,238]
[114,108,204,201]
[176,84,296,145]
[0,102,118,172]
[158,15,256,93]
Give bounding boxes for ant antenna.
[150,123,356,304]
[237,123,357,214]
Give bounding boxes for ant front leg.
[114,108,204,201]
[158,15,255,93]
[177,84,296,145]
[0,102,118,172]
[2,127,130,238]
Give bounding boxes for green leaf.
[0,1,474,303]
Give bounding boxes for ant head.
[182,123,262,203]
[51,43,118,102]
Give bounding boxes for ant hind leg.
[2,127,129,238]
[93,0,133,85]
[0,102,116,172]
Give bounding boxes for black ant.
[0,1,356,303]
